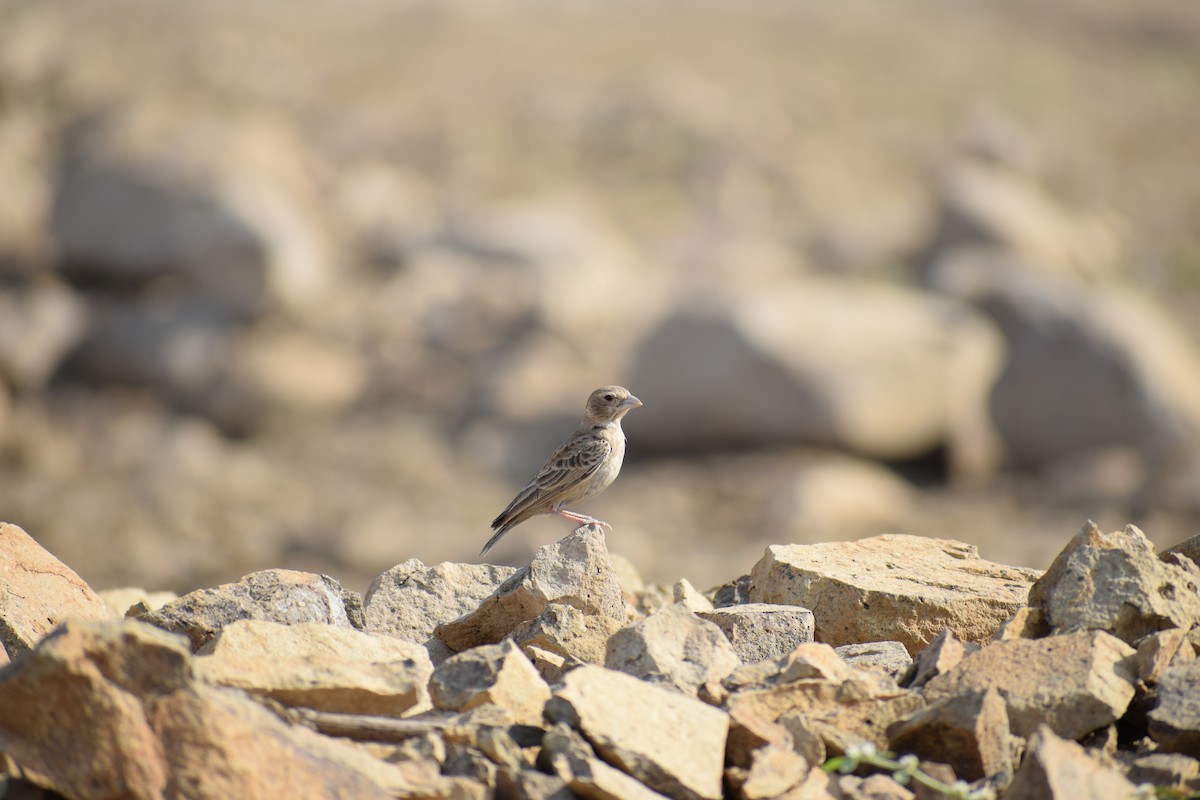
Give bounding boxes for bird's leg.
[553,508,611,532]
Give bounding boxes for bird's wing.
[492,433,611,525]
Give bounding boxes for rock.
[194,620,432,716]
[725,706,795,770]
[513,602,625,667]
[1136,628,1196,685]
[496,768,574,800]
[545,665,729,800]
[724,642,853,693]
[97,587,178,619]
[698,604,814,665]
[1164,533,1200,566]
[1005,725,1138,800]
[364,558,517,663]
[748,535,1039,654]
[886,688,1011,781]
[733,745,809,800]
[834,773,915,800]
[627,279,1003,479]
[436,526,625,653]
[0,619,423,799]
[0,521,109,658]
[904,629,974,689]
[1149,660,1200,756]
[922,630,1137,739]
[993,606,1050,641]
[711,575,753,608]
[1122,752,1200,792]
[1029,522,1200,645]
[606,603,741,697]
[429,639,551,726]
[523,644,576,684]
[673,579,714,614]
[0,282,86,391]
[834,642,912,677]
[138,568,364,651]
[541,723,672,800]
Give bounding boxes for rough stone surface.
[364,558,516,662]
[541,723,672,800]
[437,526,625,653]
[194,619,432,716]
[923,629,1137,739]
[1149,660,1200,757]
[1136,628,1196,685]
[545,665,729,800]
[513,602,625,667]
[0,619,424,799]
[834,641,912,676]
[698,603,814,664]
[138,568,364,651]
[673,579,714,614]
[429,639,551,726]
[749,535,1039,654]
[887,688,1011,781]
[1029,522,1200,644]
[904,628,972,689]
[1005,725,1138,800]
[0,522,109,657]
[725,706,794,770]
[606,603,741,696]
[724,642,853,693]
[735,744,809,800]
[993,606,1050,641]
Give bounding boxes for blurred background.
[1,0,1199,597]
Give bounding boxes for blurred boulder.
[627,279,1003,480]
[0,280,87,391]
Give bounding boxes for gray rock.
[541,723,672,800]
[1149,660,1200,757]
[699,603,814,664]
[834,641,912,677]
[429,639,550,726]
[512,602,625,667]
[138,568,364,651]
[606,603,741,697]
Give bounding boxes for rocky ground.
[1,0,1200,599]
[2,519,1200,798]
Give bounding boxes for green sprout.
[822,743,995,800]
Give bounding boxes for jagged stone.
[364,558,516,663]
[710,575,752,609]
[993,606,1051,641]
[1005,725,1137,800]
[904,628,974,688]
[97,587,178,619]
[834,641,912,676]
[1149,660,1200,756]
[887,688,1011,781]
[436,526,625,653]
[733,745,809,800]
[1122,752,1200,792]
[724,642,853,693]
[194,619,432,716]
[540,723,672,800]
[512,602,625,667]
[726,706,794,770]
[776,712,828,767]
[834,773,915,800]
[606,603,740,697]
[0,522,109,658]
[1136,628,1196,685]
[1029,522,1200,644]
[922,629,1137,739]
[545,665,728,800]
[429,639,550,726]
[749,535,1039,654]
[523,644,576,684]
[496,767,575,800]
[699,604,814,664]
[673,579,714,614]
[138,568,364,651]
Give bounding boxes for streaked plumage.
[482,385,642,556]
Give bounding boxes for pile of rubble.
[1,519,1198,799]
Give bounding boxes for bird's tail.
[480,523,512,557]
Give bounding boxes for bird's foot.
[555,509,610,532]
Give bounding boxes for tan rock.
[726,706,795,770]
[1136,628,1195,685]
[699,604,814,664]
[1149,660,1200,756]
[429,639,551,726]
[1123,752,1200,792]
[545,665,729,800]
[194,619,432,716]
[0,522,109,657]
[1163,533,1200,567]
[496,767,574,800]
[834,642,912,677]
[737,745,809,800]
[993,606,1049,641]
[541,723,672,800]
[524,644,576,684]
[725,642,853,693]
[437,526,624,653]
[887,688,1011,781]
[606,603,741,697]
[835,773,915,800]
[905,628,973,688]
[139,568,364,651]
[673,579,715,614]
[513,602,625,667]
[923,629,1137,739]
[1005,725,1137,800]
[776,766,839,800]
[749,535,1039,654]
[97,587,178,619]
[1029,522,1200,645]
[776,713,827,767]
[364,558,516,663]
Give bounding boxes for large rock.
[1149,660,1200,757]
[698,603,814,665]
[1029,522,1200,645]
[1005,725,1138,800]
[0,620,424,799]
[138,568,364,651]
[512,602,625,667]
[429,639,551,726]
[0,521,109,658]
[194,620,432,716]
[922,630,1137,739]
[545,665,729,800]
[436,525,625,653]
[605,603,741,697]
[748,535,1039,654]
[626,279,1003,478]
[886,688,1011,781]
[364,559,517,662]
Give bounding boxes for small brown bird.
[482,385,642,556]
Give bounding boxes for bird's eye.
[604,394,614,401]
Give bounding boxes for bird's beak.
[621,394,643,410]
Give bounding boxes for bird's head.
[584,385,642,423]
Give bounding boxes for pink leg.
[553,508,611,532]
